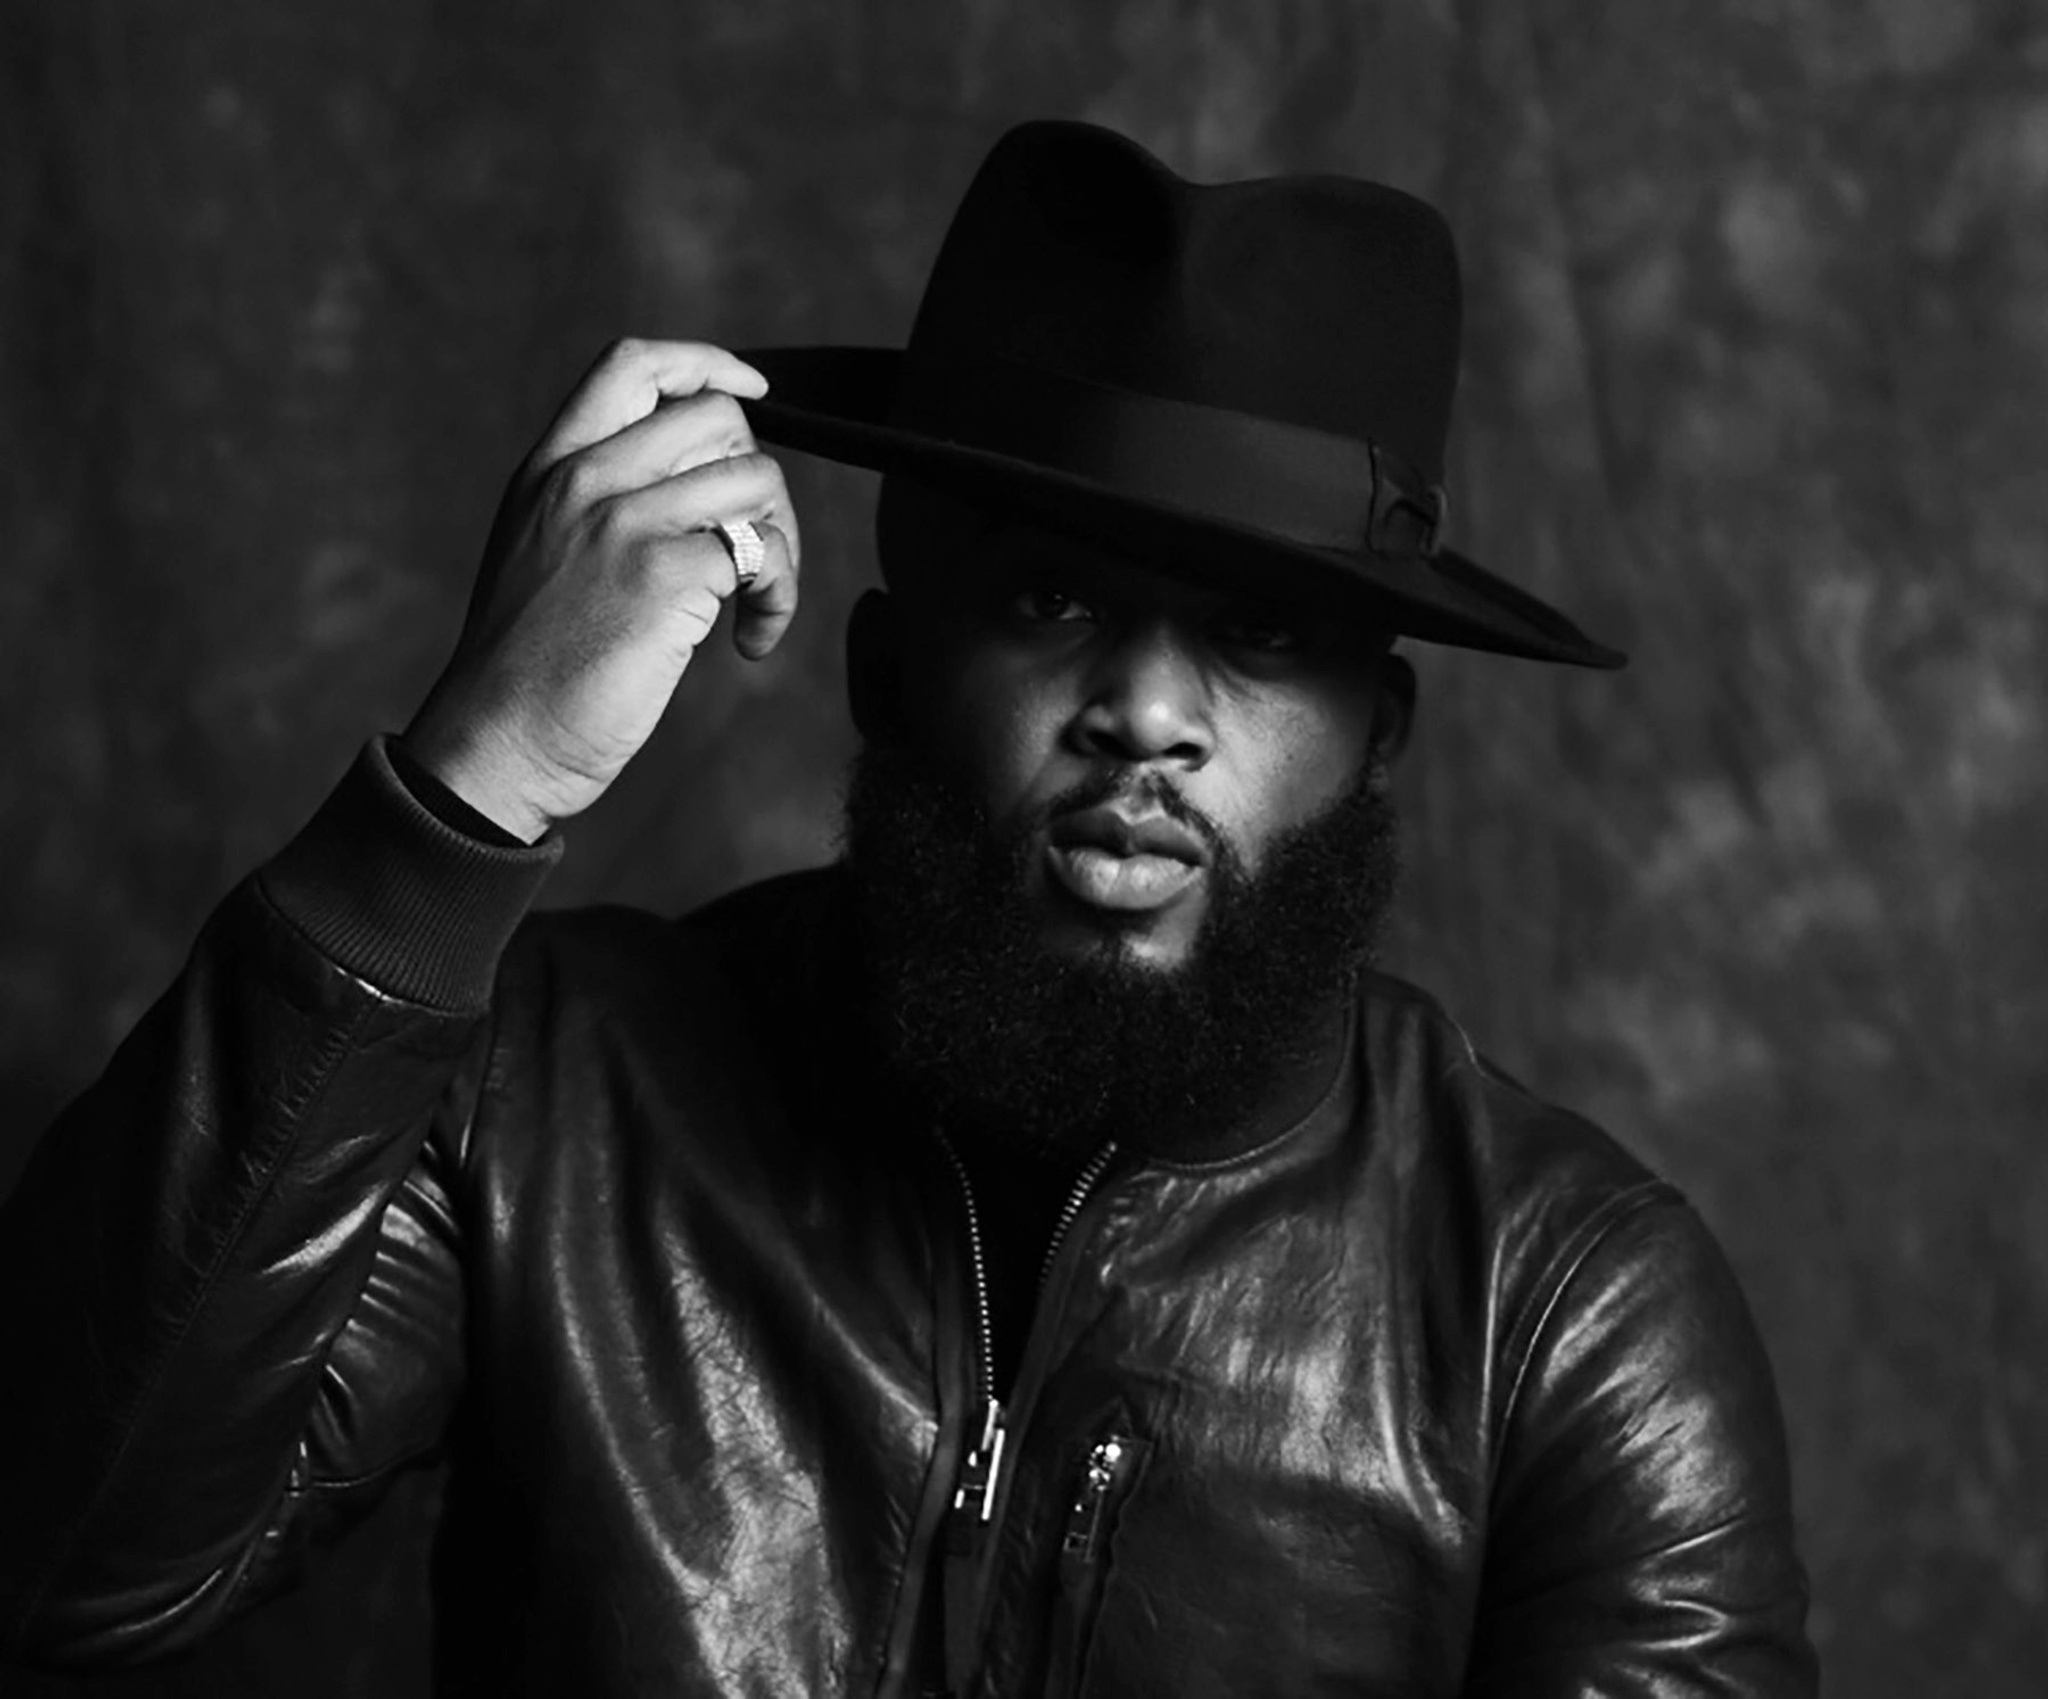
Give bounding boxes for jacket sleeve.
[0,738,560,1670]
[1466,1188,1819,1698]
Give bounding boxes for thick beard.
[837,741,1403,1163]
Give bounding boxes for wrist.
[259,737,563,1009]
[397,718,565,846]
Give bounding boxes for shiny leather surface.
[0,864,1815,1695]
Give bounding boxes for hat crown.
[735,119,1625,668]
[905,122,1463,483]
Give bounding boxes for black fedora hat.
[741,120,1625,669]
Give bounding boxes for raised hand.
[402,338,801,842]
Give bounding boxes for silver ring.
[715,519,766,589]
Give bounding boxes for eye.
[1214,607,1309,653]
[1013,584,1096,625]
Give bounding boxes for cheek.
[909,645,1073,818]
[1214,693,1378,863]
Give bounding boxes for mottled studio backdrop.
[3,0,2044,1693]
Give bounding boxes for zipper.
[1060,1435,1131,1564]
[1036,1144,1120,1297]
[933,1130,1001,1697]
[1047,1431,1145,1699]
[934,1132,1004,1525]
[931,1132,1119,1695]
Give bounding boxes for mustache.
[1035,768,1227,862]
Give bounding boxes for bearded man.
[0,123,1816,1696]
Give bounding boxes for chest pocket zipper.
[1046,1430,1149,1699]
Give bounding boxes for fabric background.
[3,1,2043,1692]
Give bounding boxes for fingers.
[532,347,802,637]
[551,387,762,507]
[604,453,804,657]
[533,338,768,471]
[731,521,799,661]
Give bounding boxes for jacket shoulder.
[1351,971,1693,1354]
[1356,969,1667,1204]
[476,867,860,1129]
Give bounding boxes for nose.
[1066,618,1214,768]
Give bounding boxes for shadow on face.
[848,476,1415,970]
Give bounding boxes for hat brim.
[739,346,1627,669]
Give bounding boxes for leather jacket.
[0,740,1816,1696]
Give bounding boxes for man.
[0,122,1815,1696]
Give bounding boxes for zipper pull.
[1061,1436,1130,1564]
[1047,1434,1141,1692]
[943,1397,1007,1692]
[950,1396,1009,1532]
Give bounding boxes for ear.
[1370,650,1417,769]
[845,588,905,746]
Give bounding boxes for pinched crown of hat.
[742,120,1624,668]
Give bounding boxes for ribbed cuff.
[257,735,564,1011]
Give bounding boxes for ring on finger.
[713,519,766,589]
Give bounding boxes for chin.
[1033,889,1206,973]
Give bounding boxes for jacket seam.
[209,1428,449,1630]
[21,935,383,1635]
[210,1439,312,1626]
[1490,1180,1683,1480]
[209,938,495,1625]
[305,1437,447,1496]
[458,922,512,1172]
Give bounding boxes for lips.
[1044,802,1208,914]
[1049,803,1209,866]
